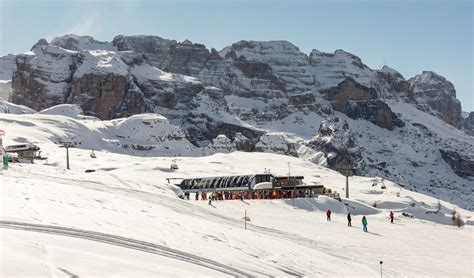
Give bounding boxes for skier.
[390,211,394,224]
[347,213,352,226]
[195,192,199,201]
[362,216,368,232]
[326,209,332,221]
[208,197,212,206]
[2,152,8,170]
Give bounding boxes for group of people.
[187,189,318,203]
[326,209,395,232]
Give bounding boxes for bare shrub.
[452,209,465,228]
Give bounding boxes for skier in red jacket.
[326,209,332,221]
[390,211,394,224]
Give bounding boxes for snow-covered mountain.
[1,34,473,210]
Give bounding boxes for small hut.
[4,144,41,163]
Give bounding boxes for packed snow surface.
[0,110,473,277]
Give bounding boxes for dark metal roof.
[178,175,253,191]
[4,144,40,152]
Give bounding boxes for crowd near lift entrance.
[175,173,325,200]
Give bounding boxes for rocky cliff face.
[11,44,80,111]
[439,149,474,178]
[321,78,404,130]
[221,40,315,94]
[0,54,16,80]
[462,112,474,135]
[50,34,116,51]
[409,71,462,128]
[307,119,365,174]
[10,38,209,120]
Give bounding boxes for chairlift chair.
[170,159,179,170]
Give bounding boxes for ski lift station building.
[176,174,324,193]
[4,144,41,163]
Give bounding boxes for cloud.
[45,11,103,41]
[66,13,103,37]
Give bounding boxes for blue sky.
[1,0,472,111]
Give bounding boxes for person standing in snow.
[208,197,212,206]
[326,209,332,221]
[347,213,352,226]
[362,216,368,232]
[390,211,394,224]
[195,192,199,201]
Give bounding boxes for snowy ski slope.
[0,108,473,277]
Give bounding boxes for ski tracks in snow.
[0,220,254,277]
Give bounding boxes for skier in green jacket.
[362,216,368,232]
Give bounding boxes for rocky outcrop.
[69,73,145,119]
[309,49,375,91]
[462,112,474,135]
[11,45,80,111]
[288,93,318,113]
[0,54,17,80]
[112,35,177,70]
[233,132,253,152]
[113,35,211,76]
[205,135,236,153]
[182,113,264,147]
[166,40,211,76]
[221,40,314,94]
[343,100,405,130]
[254,133,298,157]
[321,78,377,110]
[308,119,365,175]
[51,34,116,51]
[375,66,412,100]
[321,78,404,129]
[439,149,474,177]
[409,71,462,128]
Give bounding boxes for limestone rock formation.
[409,71,462,128]
[439,149,474,177]
[321,78,404,129]
[462,112,474,136]
[308,119,365,175]
[0,54,17,80]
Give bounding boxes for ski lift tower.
[288,161,296,207]
[59,141,74,170]
[337,165,354,198]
